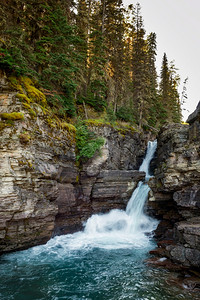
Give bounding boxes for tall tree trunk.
[101,0,106,33]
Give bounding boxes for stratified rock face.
[149,102,200,269]
[0,74,78,253]
[0,72,147,254]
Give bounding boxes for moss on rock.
[16,93,31,104]
[85,119,111,127]
[19,132,31,144]
[0,112,24,120]
[21,77,47,106]
[60,122,76,133]
[0,121,13,131]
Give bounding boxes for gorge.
[0,72,200,298]
[0,135,197,300]
[1,1,199,298]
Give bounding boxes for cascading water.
[0,140,197,300]
[74,139,158,250]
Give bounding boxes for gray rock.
[0,72,148,253]
[151,105,200,270]
[185,248,200,268]
[187,101,200,124]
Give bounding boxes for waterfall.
[125,140,157,234]
[53,140,159,250]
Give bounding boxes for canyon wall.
[149,103,200,270]
[0,73,147,254]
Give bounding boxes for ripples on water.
[0,236,197,300]
[0,141,197,299]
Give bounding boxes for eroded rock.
[149,101,200,270]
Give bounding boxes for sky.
[123,0,200,121]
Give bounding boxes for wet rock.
[146,257,188,272]
[150,102,200,271]
[91,170,145,212]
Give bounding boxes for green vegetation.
[75,120,104,162]
[0,112,24,120]
[0,0,184,133]
[19,132,31,144]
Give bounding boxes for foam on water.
[23,140,158,255]
[5,141,158,263]
[1,140,197,300]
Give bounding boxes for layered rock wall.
[0,73,146,254]
[149,104,200,269]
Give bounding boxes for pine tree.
[168,61,181,122]
[146,32,159,127]
[159,53,181,123]
[0,1,183,127]
[131,3,148,128]
[100,0,127,113]
[159,53,169,123]
[85,0,107,111]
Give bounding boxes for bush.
[116,106,135,123]
[75,120,104,162]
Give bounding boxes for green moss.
[76,175,79,183]
[0,112,24,120]
[22,102,37,118]
[9,76,47,107]
[60,122,76,133]
[18,158,34,169]
[46,117,56,128]
[117,126,136,135]
[29,109,37,117]
[8,76,23,93]
[36,104,49,115]
[85,119,111,127]
[0,121,13,131]
[21,77,47,106]
[22,102,31,109]
[16,93,31,104]
[19,132,31,144]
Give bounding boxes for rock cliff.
[149,103,200,271]
[0,72,147,254]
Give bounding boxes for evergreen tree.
[146,32,159,127]
[159,53,169,123]
[131,3,148,128]
[98,0,127,113]
[0,1,183,127]
[86,1,107,111]
[159,53,181,123]
[180,77,188,118]
[168,61,181,122]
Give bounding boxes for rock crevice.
[149,102,200,270]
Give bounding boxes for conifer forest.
[0,0,182,130]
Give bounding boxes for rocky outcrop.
[0,72,147,254]
[149,103,200,270]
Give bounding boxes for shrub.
[116,106,135,123]
[75,120,104,162]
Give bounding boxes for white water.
[1,140,196,300]
[40,140,158,252]
[24,140,158,255]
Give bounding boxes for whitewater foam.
[37,140,159,252]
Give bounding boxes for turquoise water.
[0,238,196,300]
[0,141,196,299]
